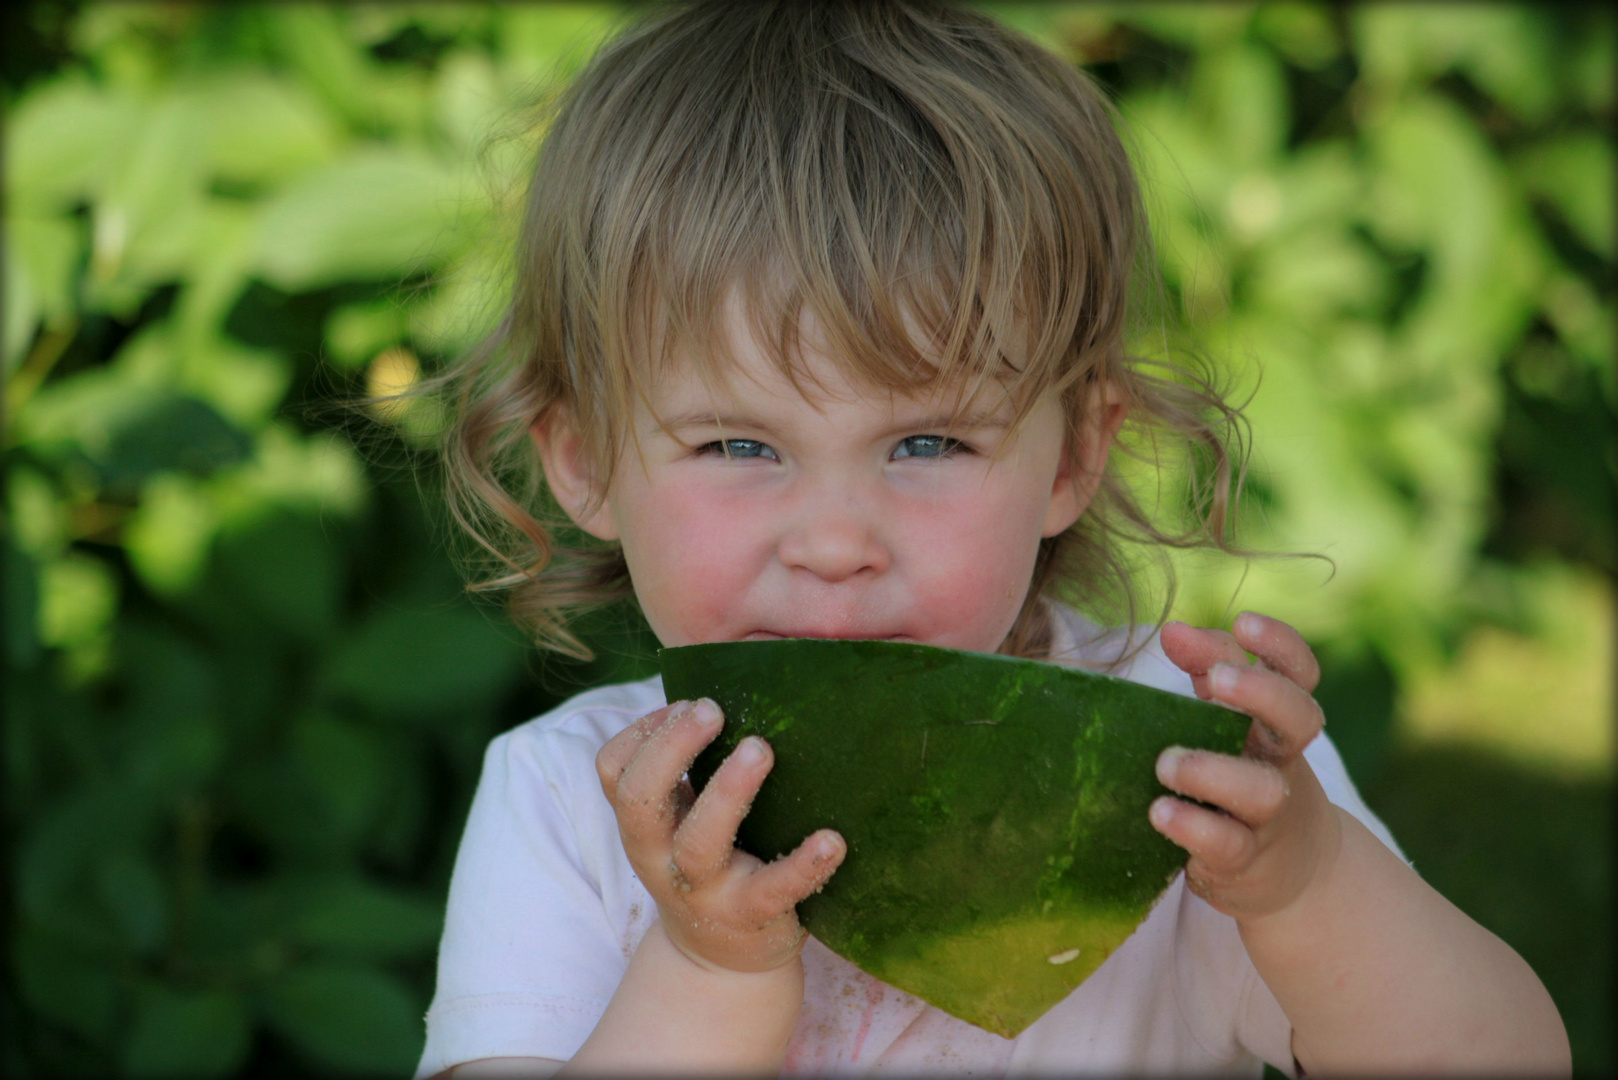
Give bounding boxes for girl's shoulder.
[1046,603,1194,698]
[494,674,667,768]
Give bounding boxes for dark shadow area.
[1362,743,1614,1073]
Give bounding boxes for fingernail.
[814,832,845,862]
[1234,611,1262,637]
[690,698,721,727]
[1156,745,1188,786]
[1211,663,1239,695]
[736,736,765,764]
[1149,796,1176,829]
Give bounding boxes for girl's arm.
[560,698,844,1074]
[1153,614,1570,1076]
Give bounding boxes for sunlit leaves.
[2,3,1610,1074]
[255,149,475,291]
[1515,134,1615,261]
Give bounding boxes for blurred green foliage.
[3,2,1611,1075]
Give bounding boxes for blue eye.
[893,435,963,460]
[702,439,779,461]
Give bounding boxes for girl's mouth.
[744,630,911,642]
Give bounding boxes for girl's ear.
[529,407,620,541]
[1042,382,1128,538]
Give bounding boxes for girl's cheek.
[625,480,776,645]
[895,488,1048,650]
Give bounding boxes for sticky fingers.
[1231,612,1320,692]
[604,699,722,864]
[595,703,682,800]
[1162,614,1322,699]
[1149,795,1256,875]
[672,735,773,885]
[1207,662,1324,763]
[1160,621,1248,700]
[1157,746,1288,826]
[734,829,846,926]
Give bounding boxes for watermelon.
[661,637,1249,1037]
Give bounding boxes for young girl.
[417,1,1568,1075]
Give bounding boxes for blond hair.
[436,0,1249,661]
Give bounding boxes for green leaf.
[180,332,293,430]
[259,963,423,1075]
[4,214,81,370]
[433,49,508,155]
[4,75,140,212]
[115,621,226,791]
[15,365,253,491]
[7,465,71,560]
[211,424,369,524]
[98,395,255,493]
[88,93,211,299]
[290,712,386,842]
[1352,7,1557,122]
[261,6,395,134]
[93,848,170,956]
[1249,3,1341,69]
[122,984,251,1079]
[124,473,221,597]
[325,298,410,369]
[17,783,158,923]
[192,72,344,186]
[1115,4,1249,50]
[497,4,626,82]
[12,918,122,1043]
[1516,134,1615,260]
[1248,228,1385,320]
[5,541,42,670]
[326,605,524,717]
[254,148,472,291]
[292,876,443,961]
[1190,42,1287,168]
[38,552,120,651]
[214,513,342,642]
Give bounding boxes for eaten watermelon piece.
[662,637,1248,1037]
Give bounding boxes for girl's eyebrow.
[655,407,1010,432]
[656,410,766,430]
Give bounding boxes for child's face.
[538,313,1121,654]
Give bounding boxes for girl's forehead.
[639,290,1018,415]
[638,345,1022,439]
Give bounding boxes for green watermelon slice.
[661,637,1249,1037]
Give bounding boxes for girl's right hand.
[595,697,846,974]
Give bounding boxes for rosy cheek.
[897,483,1050,649]
[622,477,773,645]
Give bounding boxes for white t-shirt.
[417,610,1404,1077]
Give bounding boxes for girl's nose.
[777,496,890,582]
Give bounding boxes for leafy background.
[3,2,1611,1075]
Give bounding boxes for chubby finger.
[612,699,723,844]
[671,735,773,884]
[1207,662,1324,763]
[596,703,685,800]
[1160,622,1251,700]
[1231,612,1320,693]
[1149,795,1256,873]
[734,829,846,927]
[1156,746,1288,827]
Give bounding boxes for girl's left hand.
[1151,612,1344,924]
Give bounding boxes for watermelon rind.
[660,637,1249,1037]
